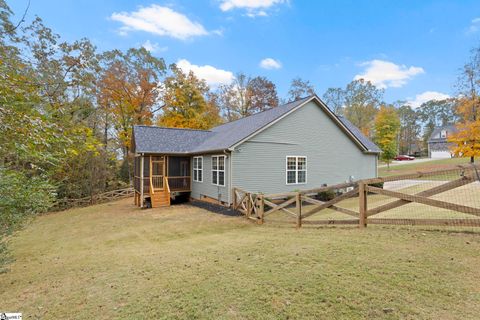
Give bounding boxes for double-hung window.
[193,156,203,182]
[212,155,226,186]
[286,156,307,185]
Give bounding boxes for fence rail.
[233,163,480,229]
[51,187,134,211]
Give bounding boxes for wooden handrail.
[164,176,171,194]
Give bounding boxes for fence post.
[258,195,264,224]
[296,192,302,228]
[232,188,237,209]
[246,193,251,218]
[359,181,367,228]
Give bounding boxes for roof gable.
[224,95,381,154]
[428,125,458,143]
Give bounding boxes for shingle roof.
[132,95,381,154]
[337,116,382,153]
[132,126,212,154]
[193,96,313,152]
[427,125,457,143]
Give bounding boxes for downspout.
[140,153,144,208]
[225,149,233,206]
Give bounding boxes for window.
[193,157,203,182]
[286,156,307,184]
[212,155,226,186]
[440,130,447,138]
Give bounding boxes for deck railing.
[135,175,191,193]
[168,176,191,191]
[151,175,164,190]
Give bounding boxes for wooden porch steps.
[150,190,171,208]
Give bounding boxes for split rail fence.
[232,164,480,229]
[52,187,134,211]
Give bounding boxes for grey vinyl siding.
[191,153,230,203]
[232,101,377,195]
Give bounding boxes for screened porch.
[133,155,191,207]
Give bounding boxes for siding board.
[232,101,377,194]
[191,153,230,204]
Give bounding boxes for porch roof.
[132,126,212,154]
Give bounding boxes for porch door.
[151,156,165,190]
[180,160,189,177]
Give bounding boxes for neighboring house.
[427,125,457,159]
[131,95,381,208]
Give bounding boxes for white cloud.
[354,59,425,89]
[259,58,282,70]
[176,59,234,88]
[219,0,286,16]
[407,91,450,109]
[467,17,480,34]
[111,5,208,40]
[141,40,167,53]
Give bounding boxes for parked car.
[394,155,415,161]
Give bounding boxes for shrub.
[316,189,336,201]
[368,182,384,195]
[0,168,56,271]
[369,182,384,189]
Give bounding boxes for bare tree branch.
[12,0,30,31]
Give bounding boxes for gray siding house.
[131,95,380,208]
[427,125,457,158]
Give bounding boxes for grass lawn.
[1,199,480,319]
[378,158,471,177]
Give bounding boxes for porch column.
[140,154,144,208]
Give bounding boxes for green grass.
[1,199,480,319]
[378,158,471,177]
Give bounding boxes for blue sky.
[9,0,480,107]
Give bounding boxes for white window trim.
[286,155,307,185]
[211,155,226,187]
[193,156,203,183]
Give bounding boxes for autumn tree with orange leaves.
[98,48,166,158]
[157,65,222,129]
[449,48,480,163]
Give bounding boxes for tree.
[324,79,383,137]
[374,105,400,168]
[248,76,279,112]
[98,48,166,158]
[448,119,480,162]
[157,65,222,129]
[415,98,459,155]
[322,87,344,114]
[343,79,383,137]
[218,72,279,121]
[448,47,480,163]
[397,105,421,155]
[287,77,315,101]
[416,98,459,128]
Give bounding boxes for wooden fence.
[51,187,134,211]
[233,163,480,228]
